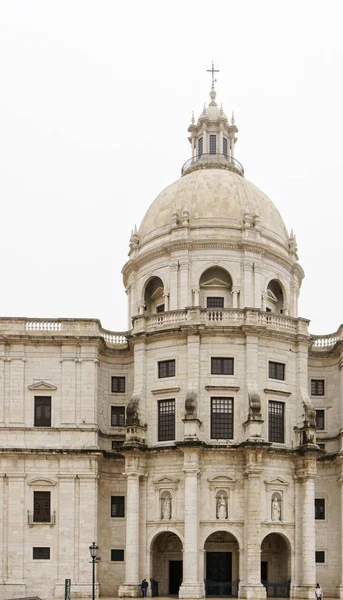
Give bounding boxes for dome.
[138,168,289,249]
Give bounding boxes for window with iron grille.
[209,134,216,154]
[34,396,51,427]
[158,399,175,441]
[33,547,50,560]
[111,376,126,393]
[311,379,325,396]
[207,297,224,308]
[111,406,125,427]
[33,491,51,523]
[158,360,175,378]
[315,498,325,520]
[211,357,234,375]
[198,137,203,157]
[268,361,285,381]
[268,401,284,443]
[316,409,325,430]
[223,137,228,157]
[211,397,234,439]
[111,496,125,517]
[156,304,165,313]
[111,549,124,561]
[315,551,325,563]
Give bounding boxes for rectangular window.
[198,137,203,157]
[268,401,285,443]
[111,376,126,393]
[34,396,51,427]
[315,498,325,520]
[33,547,50,560]
[111,496,125,518]
[211,357,234,375]
[269,361,285,381]
[311,379,325,396]
[158,360,175,378]
[211,397,234,439]
[156,304,165,313]
[223,137,228,157]
[111,549,124,561]
[209,134,216,154]
[158,399,175,441]
[318,443,326,450]
[316,409,325,430]
[33,491,51,523]
[207,297,224,308]
[315,551,325,564]
[112,440,124,450]
[111,406,125,427]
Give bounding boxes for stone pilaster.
[243,262,253,308]
[293,455,317,599]
[179,447,204,599]
[169,262,179,310]
[118,453,145,598]
[240,447,266,600]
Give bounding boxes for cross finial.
[207,61,219,90]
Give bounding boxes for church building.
[0,72,342,600]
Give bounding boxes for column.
[338,472,343,598]
[293,457,317,599]
[180,261,189,308]
[169,262,179,310]
[243,263,253,307]
[193,288,200,307]
[118,468,141,597]
[240,449,266,600]
[179,448,204,598]
[231,288,239,309]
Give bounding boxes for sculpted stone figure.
[217,494,227,519]
[162,496,171,520]
[271,496,281,521]
[184,391,197,419]
[126,395,140,426]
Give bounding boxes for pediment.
[28,477,57,487]
[28,381,57,391]
[264,477,288,487]
[201,277,230,289]
[154,475,180,489]
[208,475,237,490]
[267,289,278,303]
[151,287,164,300]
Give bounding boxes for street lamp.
[89,542,101,600]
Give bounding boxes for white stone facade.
[0,86,342,600]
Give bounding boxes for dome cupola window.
[198,137,203,157]
[209,134,216,154]
[144,277,164,314]
[200,267,233,309]
[223,137,228,158]
[266,280,284,314]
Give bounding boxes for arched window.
[266,280,284,314]
[199,267,232,308]
[144,277,164,314]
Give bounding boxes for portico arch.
[261,532,291,597]
[143,276,165,314]
[204,531,239,597]
[265,279,287,314]
[150,531,183,596]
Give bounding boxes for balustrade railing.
[28,510,56,525]
[26,321,62,331]
[258,312,297,331]
[181,153,244,176]
[311,329,342,350]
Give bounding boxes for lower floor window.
[211,397,234,439]
[268,400,285,443]
[111,549,124,561]
[33,547,50,560]
[315,551,325,563]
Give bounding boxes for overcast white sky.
[0,0,342,334]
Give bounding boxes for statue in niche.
[161,496,171,520]
[217,494,227,519]
[271,495,281,521]
[248,391,262,420]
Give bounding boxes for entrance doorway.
[204,531,239,597]
[151,531,183,596]
[261,533,290,597]
[169,561,182,595]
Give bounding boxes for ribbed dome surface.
[138,168,289,248]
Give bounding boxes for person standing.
[315,583,323,600]
[141,578,149,598]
